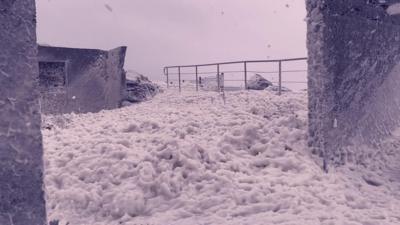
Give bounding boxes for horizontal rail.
[166,80,307,83]
[163,57,308,72]
[166,69,307,76]
[249,69,307,74]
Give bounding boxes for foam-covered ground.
[42,87,400,225]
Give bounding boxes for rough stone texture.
[38,46,127,114]
[0,0,47,224]
[307,0,400,167]
[123,74,160,103]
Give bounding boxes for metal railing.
[163,57,308,95]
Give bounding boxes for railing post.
[195,66,199,92]
[178,66,181,92]
[220,72,224,92]
[166,68,169,88]
[244,62,248,90]
[278,61,282,96]
[217,64,220,92]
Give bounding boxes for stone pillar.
[0,0,47,224]
[307,0,400,169]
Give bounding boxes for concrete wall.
[106,47,128,109]
[38,46,127,114]
[0,0,47,224]
[307,0,400,168]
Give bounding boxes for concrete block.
[0,0,47,224]
[38,46,127,114]
[307,0,400,167]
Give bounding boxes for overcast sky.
[36,0,307,81]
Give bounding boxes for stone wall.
[38,46,127,114]
[0,0,47,224]
[307,0,400,168]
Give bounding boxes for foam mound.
[42,88,400,225]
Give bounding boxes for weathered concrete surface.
[307,0,400,167]
[106,47,128,108]
[38,61,68,115]
[0,0,47,224]
[38,46,127,114]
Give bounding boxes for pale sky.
[36,0,307,81]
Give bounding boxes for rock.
[123,70,161,103]
[247,74,273,90]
